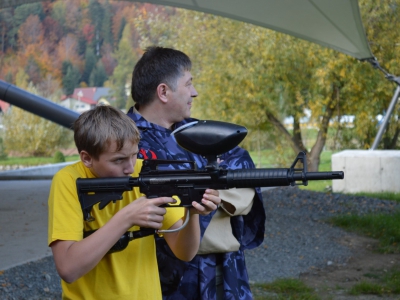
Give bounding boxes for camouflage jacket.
[127,108,266,300]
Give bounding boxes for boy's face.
[82,139,139,178]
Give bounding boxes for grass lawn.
[0,154,79,167]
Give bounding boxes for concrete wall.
[332,150,400,193]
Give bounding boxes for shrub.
[53,150,66,163]
[0,137,7,160]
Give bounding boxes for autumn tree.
[50,1,67,34]
[18,14,43,49]
[132,5,400,171]
[1,0,399,168]
[358,0,400,149]
[8,2,44,50]
[109,25,138,109]
[3,82,72,157]
[41,16,64,54]
[55,34,82,73]
[100,43,117,76]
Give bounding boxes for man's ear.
[156,83,169,104]
[80,150,93,168]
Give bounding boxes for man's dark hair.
[131,46,192,107]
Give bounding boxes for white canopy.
[128,0,374,60]
[1,0,374,60]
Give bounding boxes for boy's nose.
[124,161,134,175]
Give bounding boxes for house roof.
[0,100,10,113]
[72,87,111,102]
[69,96,97,105]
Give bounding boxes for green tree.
[101,0,114,48]
[132,6,400,171]
[0,137,7,160]
[13,3,44,26]
[109,25,138,109]
[81,47,97,85]
[50,1,66,33]
[0,8,13,53]
[1,0,399,168]
[62,64,80,95]
[8,3,44,49]
[357,0,400,150]
[89,60,108,87]
[88,0,104,56]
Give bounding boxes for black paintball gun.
[77,120,344,252]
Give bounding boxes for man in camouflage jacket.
[127,46,265,300]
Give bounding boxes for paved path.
[0,180,52,271]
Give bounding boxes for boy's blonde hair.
[74,105,140,160]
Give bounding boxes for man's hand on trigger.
[190,189,221,216]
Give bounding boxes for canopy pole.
[370,85,400,150]
[366,58,400,150]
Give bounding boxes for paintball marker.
[77,120,344,251]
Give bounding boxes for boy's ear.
[80,150,93,168]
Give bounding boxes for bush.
[53,150,66,163]
[0,137,7,160]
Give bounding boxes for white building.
[59,87,113,113]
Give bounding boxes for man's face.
[167,70,198,122]
[86,140,139,178]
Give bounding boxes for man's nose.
[191,86,198,98]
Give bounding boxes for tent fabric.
[129,0,374,60]
[0,0,374,60]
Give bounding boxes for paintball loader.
[77,120,344,251]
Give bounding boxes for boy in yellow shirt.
[48,105,220,299]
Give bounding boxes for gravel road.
[1,186,399,299]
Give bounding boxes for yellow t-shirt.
[48,159,184,300]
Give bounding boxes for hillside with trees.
[0,0,399,168]
[0,0,174,108]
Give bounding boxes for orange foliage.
[55,34,83,72]
[18,15,44,49]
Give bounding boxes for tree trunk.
[383,124,400,149]
[265,84,339,172]
[265,111,304,154]
[1,22,4,54]
[308,85,339,171]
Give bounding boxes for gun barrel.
[0,80,79,129]
[226,169,344,188]
[298,171,344,181]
